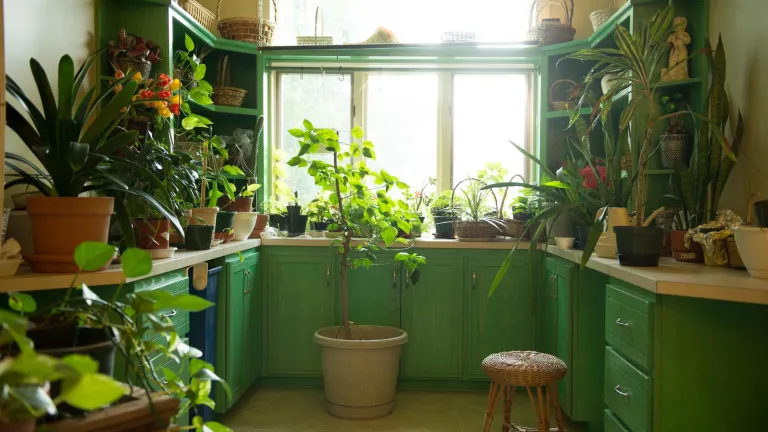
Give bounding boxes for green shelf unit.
[546,107,592,119]
[189,101,261,117]
[169,3,261,56]
[656,76,704,89]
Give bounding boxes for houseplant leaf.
[120,248,153,278]
[74,241,117,271]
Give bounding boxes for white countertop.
[261,236,533,250]
[0,239,262,293]
[547,246,768,305]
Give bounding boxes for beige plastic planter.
[314,325,407,419]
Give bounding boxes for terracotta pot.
[230,197,254,212]
[27,196,114,256]
[214,230,235,243]
[189,207,219,226]
[670,230,704,263]
[134,219,170,250]
[249,214,269,239]
[169,231,184,246]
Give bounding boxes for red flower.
[157,90,172,99]
[139,89,155,99]
[155,73,171,88]
[169,103,180,115]
[580,166,607,190]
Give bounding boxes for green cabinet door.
[222,258,248,405]
[466,251,534,379]
[541,257,572,414]
[342,257,400,328]
[264,248,335,377]
[243,253,260,387]
[401,251,464,379]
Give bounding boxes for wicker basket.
[590,9,617,31]
[212,55,247,107]
[297,6,333,46]
[441,32,478,43]
[529,1,576,46]
[455,220,501,239]
[501,218,526,238]
[178,0,217,33]
[217,0,277,46]
[549,79,578,111]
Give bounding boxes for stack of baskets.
[529,1,576,46]
[212,55,247,107]
[177,0,217,33]
[217,0,277,46]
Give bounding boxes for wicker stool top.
[482,351,567,387]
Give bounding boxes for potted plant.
[4,53,182,272]
[287,121,425,419]
[659,93,689,169]
[307,194,332,234]
[404,178,435,238]
[174,34,213,99]
[107,29,160,78]
[430,190,458,239]
[452,178,503,240]
[565,4,732,266]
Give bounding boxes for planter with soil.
[189,207,219,226]
[433,211,455,239]
[614,226,664,267]
[249,214,269,239]
[133,219,170,250]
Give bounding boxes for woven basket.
[297,6,333,46]
[501,219,526,238]
[590,9,617,31]
[179,0,217,33]
[455,220,501,239]
[529,1,576,46]
[549,79,578,111]
[212,55,247,107]
[217,0,277,46]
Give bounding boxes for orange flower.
[169,103,180,115]
[156,73,171,88]
[169,78,181,91]
[115,70,125,79]
[131,72,142,82]
[169,94,181,105]
[139,89,155,99]
[113,83,123,94]
[158,107,172,118]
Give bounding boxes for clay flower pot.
[134,219,171,250]
[214,230,235,244]
[230,197,254,212]
[26,196,114,256]
[249,214,269,238]
[670,229,703,262]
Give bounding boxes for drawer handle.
[163,309,177,318]
[614,385,630,397]
[615,318,631,327]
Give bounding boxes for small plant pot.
[753,200,768,227]
[269,214,287,231]
[214,211,237,233]
[669,229,704,262]
[232,212,258,241]
[613,226,664,267]
[433,215,455,239]
[326,231,343,239]
[214,231,235,244]
[286,204,301,217]
[185,225,214,250]
[134,219,171,250]
[189,207,219,226]
[250,214,269,239]
[230,197,254,212]
[287,215,309,237]
[733,226,768,277]
[660,134,688,168]
[311,221,330,231]
[572,224,592,250]
[411,216,426,238]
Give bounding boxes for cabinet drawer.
[605,285,653,370]
[132,270,188,294]
[604,347,651,432]
[604,409,632,432]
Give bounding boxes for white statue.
[661,17,691,82]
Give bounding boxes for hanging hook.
[300,66,303,80]
[338,66,344,82]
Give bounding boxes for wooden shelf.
[656,77,704,89]
[190,101,260,116]
[545,107,592,119]
[170,3,261,55]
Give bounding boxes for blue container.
[189,266,222,422]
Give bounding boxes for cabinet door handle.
[472,270,476,291]
[549,274,556,282]
[615,318,631,327]
[392,268,397,289]
[614,385,630,397]
[243,288,252,295]
[163,309,177,318]
[326,266,331,287]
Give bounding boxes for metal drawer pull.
[243,288,252,295]
[614,385,630,397]
[615,318,631,327]
[163,310,177,318]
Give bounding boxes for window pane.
[279,73,351,206]
[365,73,438,192]
[453,74,529,186]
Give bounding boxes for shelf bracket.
[192,262,209,291]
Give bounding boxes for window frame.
[270,64,536,199]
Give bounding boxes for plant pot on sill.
[733,226,768,277]
[31,327,116,376]
[185,225,214,250]
[249,214,269,239]
[231,197,254,212]
[189,207,219,226]
[613,226,664,267]
[411,216,426,238]
[572,224,592,250]
[214,211,236,232]
[669,229,704,262]
[134,219,170,250]
[287,215,309,237]
[269,214,287,232]
[433,215,455,239]
[214,230,235,244]
[455,220,500,240]
[232,212,258,241]
[314,325,407,419]
[311,221,330,231]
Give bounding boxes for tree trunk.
[333,151,352,340]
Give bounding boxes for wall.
[709,0,768,217]
[3,0,95,206]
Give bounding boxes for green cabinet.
[263,248,335,377]
[342,257,400,328]
[466,251,534,379]
[542,257,572,409]
[400,250,465,379]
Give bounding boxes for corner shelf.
[170,3,261,55]
[588,2,633,48]
[545,107,592,119]
[190,101,260,116]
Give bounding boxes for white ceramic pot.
[601,73,620,95]
[232,212,259,241]
[314,325,407,419]
[733,226,768,278]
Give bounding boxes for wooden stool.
[481,351,567,432]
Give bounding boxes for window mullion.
[436,72,453,193]
[352,71,367,165]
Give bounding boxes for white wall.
[3,0,95,205]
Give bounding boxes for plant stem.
[333,151,352,340]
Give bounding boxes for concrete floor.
[222,388,579,432]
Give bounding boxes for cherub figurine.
[661,16,691,82]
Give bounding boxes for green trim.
[169,3,261,55]
[546,107,591,119]
[189,101,260,116]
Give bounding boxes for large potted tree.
[286,121,425,419]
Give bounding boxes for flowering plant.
[107,29,161,65]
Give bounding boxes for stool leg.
[548,384,567,432]
[502,385,515,432]
[483,382,502,432]
[536,386,550,432]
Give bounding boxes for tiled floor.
[222,388,579,432]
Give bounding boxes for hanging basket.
[297,6,333,46]
[549,79,579,110]
[217,0,277,46]
[178,0,217,33]
[212,55,247,107]
[529,1,576,46]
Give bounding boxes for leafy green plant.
[403,178,436,215]
[199,134,245,208]
[175,34,215,131]
[4,53,183,237]
[287,121,426,339]
[306,194,332,223]
[454,178,497,222]
[271,148,294,206]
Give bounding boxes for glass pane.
[365,73,438,194]
[453,74,529,184]
[278,73,351,206]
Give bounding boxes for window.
[273,67,534,203]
